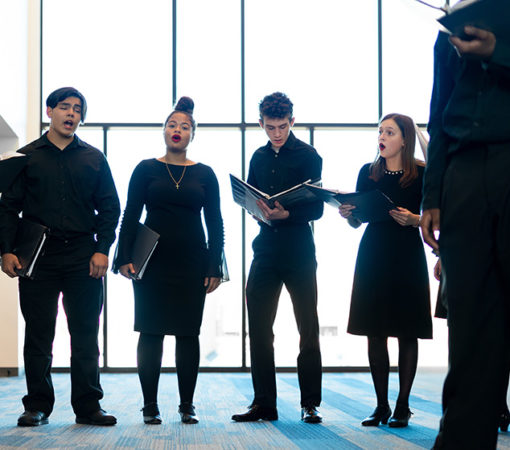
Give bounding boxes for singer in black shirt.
[231,92,323,424]
[0,87,120,427]
[421,6,510,447]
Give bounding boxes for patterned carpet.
[1,371,509,449]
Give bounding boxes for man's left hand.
[450,26,496,59]
[89,252,109,279]
[256,199,290,221]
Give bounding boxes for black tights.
[137,333,200,406]
[367,336,418,408]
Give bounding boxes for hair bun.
[174,96,194,115]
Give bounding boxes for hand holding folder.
[305,184,395,223]
[10,218,49,279]
[437,0,506,40]
[416,0,506,40]
[230,174,320,225]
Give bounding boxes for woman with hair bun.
[114,97,225,425]
[339,113,432,429]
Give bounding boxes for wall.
[0,0,40,375]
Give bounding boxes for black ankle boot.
[179,402,199,424]
[142,402,162,425]
[361,405,392,426]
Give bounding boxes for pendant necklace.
[165,160,187,189]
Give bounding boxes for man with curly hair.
[232,92,324,423]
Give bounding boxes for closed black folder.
[305,184,395,223]
[0,154,29,192]
[437,0,507,39]
[130,223,160,280]
[12,218,49,279]
[230,174,320,225]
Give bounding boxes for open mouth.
[64,120,74,128]
[172,134,181,143]
[379,143,385,150]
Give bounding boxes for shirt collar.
[263,131,297,154]
[36,131,87,151]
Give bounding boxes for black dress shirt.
[247,131,323,228]
[0,132,120,255]
[423,4,510,211]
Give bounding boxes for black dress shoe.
[17,410,49,427]
[500,410,510,432]
[231,405,278,422]
[388,404,412,428]
[361,405,392,426]
[301,406,322,423]
[179,402,199,424]
[142,402,162,425]
[76,409,117,426]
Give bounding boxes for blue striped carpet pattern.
[1,371,509,449]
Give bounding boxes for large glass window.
[41,0,446,370]
[245,0,379,124]
[42,0,172,123]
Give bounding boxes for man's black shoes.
[17,410,49,427]
[75,409,117,426]
[301,406,322,423]
[232,405,278,422]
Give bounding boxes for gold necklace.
[165,161,187,189]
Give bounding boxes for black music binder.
[437,0,507,40]
[12,218,49,279]
[130,223,160,280]
[305,184,395,223]
[230,174,320,225]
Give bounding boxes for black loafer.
[142,402,162,425]
[301,406,323,423]
[231,405,278,422]
[179,402,199,424]
[388,404,412,428]
[76,409,117,426]
[361,405,392,426]
[17,410,49,427]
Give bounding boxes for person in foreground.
[421,6,510,446]
[340,113,432,428]
[114,97,225,425]
[0,87,121,426]
[231,92,324,424]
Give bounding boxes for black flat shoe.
[142,402,162,425]
[17,410,49,427]
[388,404,412,428]
[76,409,117,426]
[231,405,278,422]
[179,402,199,424]
[499,410,510,432]
[361,405,391,426]
[301,406,323,423]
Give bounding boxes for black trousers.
[434,146,510,449]
[246,226,322,408]
[18,236,104,417]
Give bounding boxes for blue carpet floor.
[1,371,509,449]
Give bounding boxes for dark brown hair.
[164,96,196,135]
[46,87,87,123]
[369,113,424,188]
[259,92,293,121]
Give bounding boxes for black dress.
[347,163,432,339]
[114,159,224,336]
